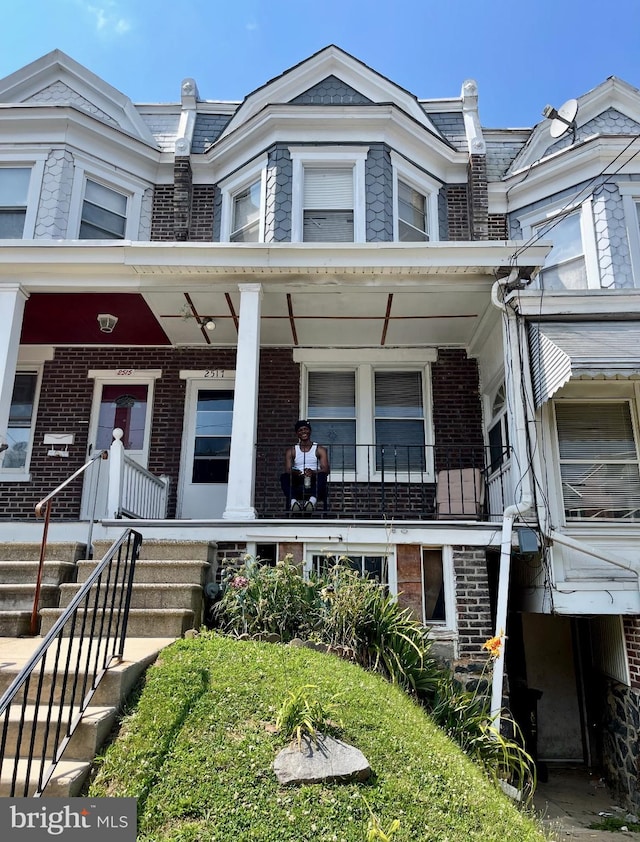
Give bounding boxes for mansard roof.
[0,49,158,148]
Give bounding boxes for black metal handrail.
[0,528,142,797]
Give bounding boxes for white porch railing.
[107,429,169,519]
[487,460,514,522]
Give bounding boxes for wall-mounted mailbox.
[43,433,74,457]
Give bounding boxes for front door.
[178,379,234,518]
[81,375,154,519]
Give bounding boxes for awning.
[528,321,640,406]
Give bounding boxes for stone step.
[0,543,86,563]
[75,559,208,585]
[3,704,117,760]
[58,582,203,612]
[0,561,77,586]
[0,611,35,636]
[0,757,91,797]
[0,638,170,707]
[0,583,59,611]
[93,539,216,562]
[40,607,196,638]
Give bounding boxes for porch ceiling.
[8,240,551,348]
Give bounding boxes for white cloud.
[77,1,132,36]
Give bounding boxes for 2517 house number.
[204,370,227,378]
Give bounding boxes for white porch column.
[0,284,28,452]
[223,283,262,520]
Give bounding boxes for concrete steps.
[0,636,172,796]
[0,537,216,796]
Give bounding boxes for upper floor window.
[219,158,266,243]
[0,168,30,238]
[398,180,428,242]
[303,167,354,242]
[1,372,38,473]
[619,184,640,284]
[290,148,367,243]
[80,180,127,239]
[391,153,439,243]
[555,400,640,521]
[534,210,586,290]
[230,180,261,242]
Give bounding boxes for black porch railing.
[255,444,512,520]
[0,529,142,797]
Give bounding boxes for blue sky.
[1,0,639,128]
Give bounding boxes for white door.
[81,377,153,519]
[178,380,234,518]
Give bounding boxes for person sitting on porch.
[280,420,330,512]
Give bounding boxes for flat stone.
[273,734,371,786]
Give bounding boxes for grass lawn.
[89,633,547,841]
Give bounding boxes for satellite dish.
[542,98,579,139]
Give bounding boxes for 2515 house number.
[116,369,134,376]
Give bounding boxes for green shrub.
[275,684,342,747]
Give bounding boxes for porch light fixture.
[204,319,216,331]
[97,313,118,333]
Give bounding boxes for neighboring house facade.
[1,46,640,805]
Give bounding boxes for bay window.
[398,180,428,242]
[0,168,30,238]
[80,179,127,239]
[230,180,261,242]
[534,210,586,290]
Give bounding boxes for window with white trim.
[619,184,640,284]
[230,180,261,242]
[534,210,586,289]
[555,400,640,520]
[290,148,367,243]
[80,179,127,239]
[1,372,39,472]
[311,553,388,584]
[303,167,354,242]
[391,153,439,243]
[0,168,31,238]
[398,180,428,242]
[487,384,509,473]
[304,363,431,478]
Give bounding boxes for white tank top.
[292,443,319,472]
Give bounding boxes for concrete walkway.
[534,766,640,841]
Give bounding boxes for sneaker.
[290,500,302,512]
[303,499,315,512]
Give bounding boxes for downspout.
[490,271,534,728]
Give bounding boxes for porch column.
[0,284,28,452]
[223,283,262,520]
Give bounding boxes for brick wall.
[468,155,488,240]
[446,184,470,240]
[174,157,192,241]
[431,348,485,470]
[191,185,215,240]
[488,213,508,241]
[453,546,493,656]
[150,185,175,241]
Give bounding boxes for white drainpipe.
[490,272,535,727]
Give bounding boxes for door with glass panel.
[81,380,152,519]
[178,382,234,518]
